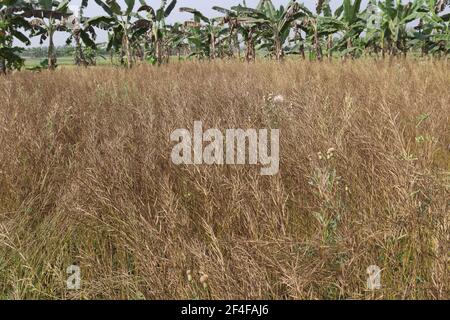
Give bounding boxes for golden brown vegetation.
[0,60,449,299]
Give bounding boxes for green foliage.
[1,0,449,72]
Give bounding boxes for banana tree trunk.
[297,30,305,60]
[245,30,255,63]
[210,32,216,60]
[274,35,283,61]
[327,35,333,61]
[300,43,305,60]
[135,45,143,62]
[228,34,233,57]
[235,32,241,60]
[402,38,407,58]
[345,38,352,60]
[165,45,170,63]
[74,31,87,67]
[313,24,322,61]
[0,57,6,75]
[155,38,163,65]
[421,43,428,57]
[123,34,132,68]
[228,25,234,58]
[381,32,385,59]
[48,26,57,70]
[390,43,396,56]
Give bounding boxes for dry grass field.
[0,60,449,299]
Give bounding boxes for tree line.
[0,0,449,72]
[22,44,107,57]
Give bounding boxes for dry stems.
[0,60,448,299]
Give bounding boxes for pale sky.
[78,0,323,23]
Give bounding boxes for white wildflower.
[199,273,209,289]
[186,270,192,282]
[273,95,285,104]
[326,148,336,160]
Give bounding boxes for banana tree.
[88,0,138,68]
[0,0,31,74]
[288,20,306,59]
[212,5,246,58]
[317,0,366,58]
[413,0,450,56]
[179,7,226,60]
[232,0,307,61]
[181,20,208,59]
[63,1,97,66]
[136,0,177,65]
[21,0,77,70]
[287,4,326,61]
[361,0,384,56]
[293,2,325,60]
[378,0,427,57]
[315,0,333,59]
[212,4,260,61]
[165,22,187,60]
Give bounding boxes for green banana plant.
[88,0,139,68]
[179,7,226,60]
[288,4,324,61]
[413,0,450,55]
[232,0,307,61]
[378,0,427,57]
[165,22,187,61]
[212,4,264,61]
[212,6,243,58]
[135,0,177,65]
[20,0,75,70]
[64,1,97,66]
[318,0,366,58]
[182,20,210,60]
[289,1,327,60]
[315,0,333,59]
[0,0,31,73]
[180,7,228,60]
